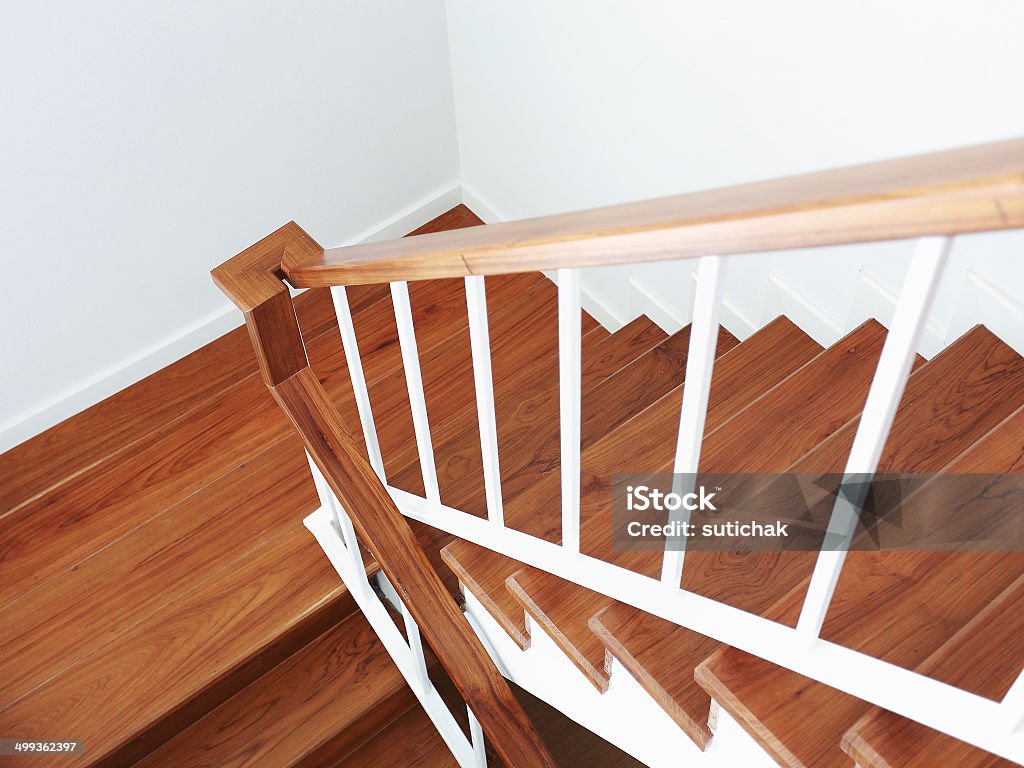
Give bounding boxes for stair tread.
[500,317,835,737]
[332,704,460,768]
[590,603,718,749]
[694,327,1024,766]
[383,274,570,502]
[437,317,675,646]
[0,207,479,767]
[0,520,358,767]
[843,576,1024,768]
[134,613,411,768]
[0,286,349,518]
[0,317,363,611]
[443,316,822,682]
[0,437,330,709]
[581,316,668,389]
[684,324,1023,621]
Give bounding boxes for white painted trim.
[857,268,946,358]
[0,182,463,455]
[629,277,689,334]
[767,270,845,348]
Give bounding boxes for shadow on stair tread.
[441,316,822,691]
[693,327,1024,767]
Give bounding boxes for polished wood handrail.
[283,137,1024,288]
[213,224,557,768]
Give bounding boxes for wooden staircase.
[5,139,1024,768]
[441,313,1024,765]
[0,207,640,767]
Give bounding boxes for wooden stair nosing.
[692,326,1024,767]
[0,438,326,709]
[0,524,370,768]
[588,604,716,750]
[132,612,413,768]
[488,320,889,743]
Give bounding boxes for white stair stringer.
[461,588,778,768]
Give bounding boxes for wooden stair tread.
[499,317,832,732]
[0,285,347,519]
[590,603,717,749]
[0,320,364,610]
[332,703,459,768]
[0,522,360,767]
[436,318,675,647]
[0,437,329,709]
[134,613,412,768]
[0,206,483,767]
[684,324,1024,621]
[382,274,565,502]
[842,575,1024,768]
[694,328,1024,766]
[403,311,606,518]
[581,316,668,389]
[443,317,821,672]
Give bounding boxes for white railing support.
[391,281,441,503]
[400,602,431,695]
[468,707,489,768]
[557,268,582,554]
[660,256,726,587]
[304,451,374,602]
[465,276,504,526]
[999,668,1024,733]
[796,236,952,639]
[330,286,385,480]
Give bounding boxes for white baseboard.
[0,181,465,455]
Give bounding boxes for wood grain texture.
[0,521,356,767]
[271,369,556,768]
[285,139,1024,287]
[694,328,1024,767]
[442,317,822,671]
[0,439,329,709]
[590,604,716,749]
[680,325,1016,621]
[332,702,459,768]
[0,284,344,518]
[134,614,413,768]
[495,318,828,705]
[387,277,600,514]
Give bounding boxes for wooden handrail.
[213,225,557,768]
[283,137,1024,288]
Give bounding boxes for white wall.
[0,0,459,449]
[446,0,1024,350]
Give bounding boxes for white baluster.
[557,269,582,554]
[797,236,952,638]
[660,256,726,586]
[304,451,373,601]
[467,706,488,768]
[391,281,440,503]
[465,276,504,526]
[399,601,431,695]
[330,286,385,480]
